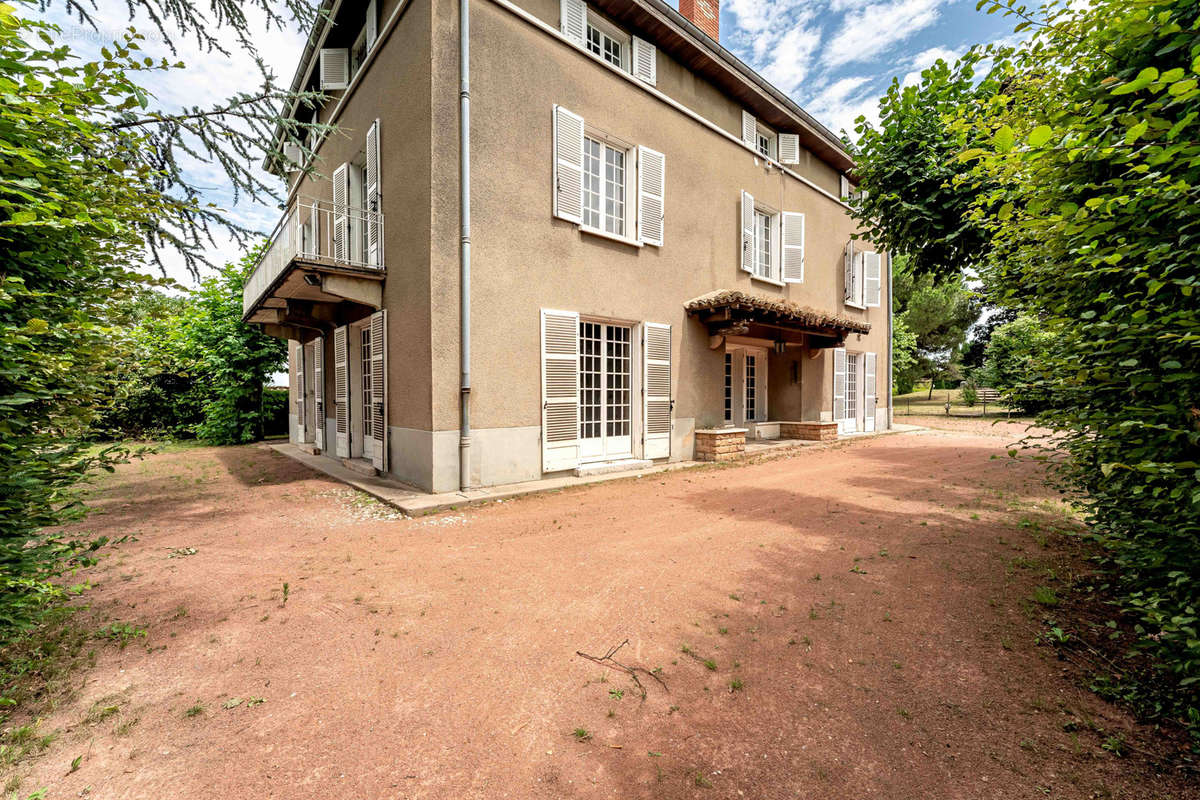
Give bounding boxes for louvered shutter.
[560,0,586,44]
[781,212,805,283]
[365,120,381,266]
[295,343,306,443]
[740,191,754,273]
[553,105,585,224]
[833,348,847,434]
[643,322,672,459]
[637,145,665,247]
[632,36,656,84]
[332,163,349,263]
[369,311,387,471]
[741,110,756,148]
[319,48,349,90]
[863,352,877,432]
[778,133,800,164]
[313,338,325,451]
[863,250,882,307]
[366,0,378,50]
[541,309,580,472]
[334,325,350,458]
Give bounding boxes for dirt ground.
[9,426,1194,799]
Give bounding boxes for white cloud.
[900,44,962,85]
[804,76,882,137]
[824,0,946,68]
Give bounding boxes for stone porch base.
[778,421,839,441]
[694,428,748,462]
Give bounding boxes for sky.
[36,0,1016,287]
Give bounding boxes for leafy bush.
[853,0,1200,742]
[978,316,1056,414]
[960,381,978,407]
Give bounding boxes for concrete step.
[341,458,379,477]
[574,459,653,477]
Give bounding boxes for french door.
[359,326,373,460]
[845,352,860,433]
[579,321,632,462]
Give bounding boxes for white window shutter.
[740,191,754,273]
[637,145,665,247]
[781,212,805,283]
[863,352,877,432]
[863,250,882,307]
[365,120,381,266]
[334,325,350,458]
[839,174,851,199]
[369,311,388,471]
[560,0,586,44]
[632,36,656,85]
[366,0,378,50]
[313,338,325,451]
[741,110,757,148]
[541,309,580,472]
[295,343,306,443]
[332,162,349,262]
[552,105,585,224]
[833,348,847,433]
[643,323,672,459]
[319,48,349,90]
[778,133,800,164]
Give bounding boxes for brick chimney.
[679,0,719,41]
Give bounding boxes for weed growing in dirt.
[69,754,82,773]
[608,688,624,701]
[113,716,139,736]
[703,659,717,671]
[281,583,290,606]
[728,593,740,602]
[729,678,744,692]
[694,772,712,788]
[83,701,119,725]
[93,623,145,649]
[717,627,728,635]
[184,702,204,718]
[572,728,592,742]
[897,708,911,719]
[1031,586,1059,607]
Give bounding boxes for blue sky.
[36,0,1015,284]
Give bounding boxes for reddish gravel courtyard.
[10,427,1193,799]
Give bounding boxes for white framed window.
[582,132,630,237]
[749,206,779,283]
[350,26,368,77]
[585,13,629,70]
[755,124,776,160]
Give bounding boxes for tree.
[892,255,980,397]
[977,314,1055,413]
[849,55,999,280]
[176,247,286,445]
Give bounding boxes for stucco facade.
[249,0,890,493]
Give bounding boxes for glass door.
[579,321,632,462]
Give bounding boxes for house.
[242,0,891,493]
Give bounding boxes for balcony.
[242,197,386,335]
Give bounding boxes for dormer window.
[585,14,628,70]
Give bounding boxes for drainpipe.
[459,0,472,490]
[887,250,894,430]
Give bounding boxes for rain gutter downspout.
[459,0,473,490]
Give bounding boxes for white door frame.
[348,318,373,461]
[725,343,768,424]
[578,318,634,463]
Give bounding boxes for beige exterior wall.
[283,0,888,490]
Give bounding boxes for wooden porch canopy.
[686,289,870,349]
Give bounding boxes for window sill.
[580,225,643,248]
[844,301,866,310]
[750,273,785,288]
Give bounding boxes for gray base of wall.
[384,417,698,494]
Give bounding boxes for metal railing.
[243,196,385,316]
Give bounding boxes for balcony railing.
[243,196,386,316]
